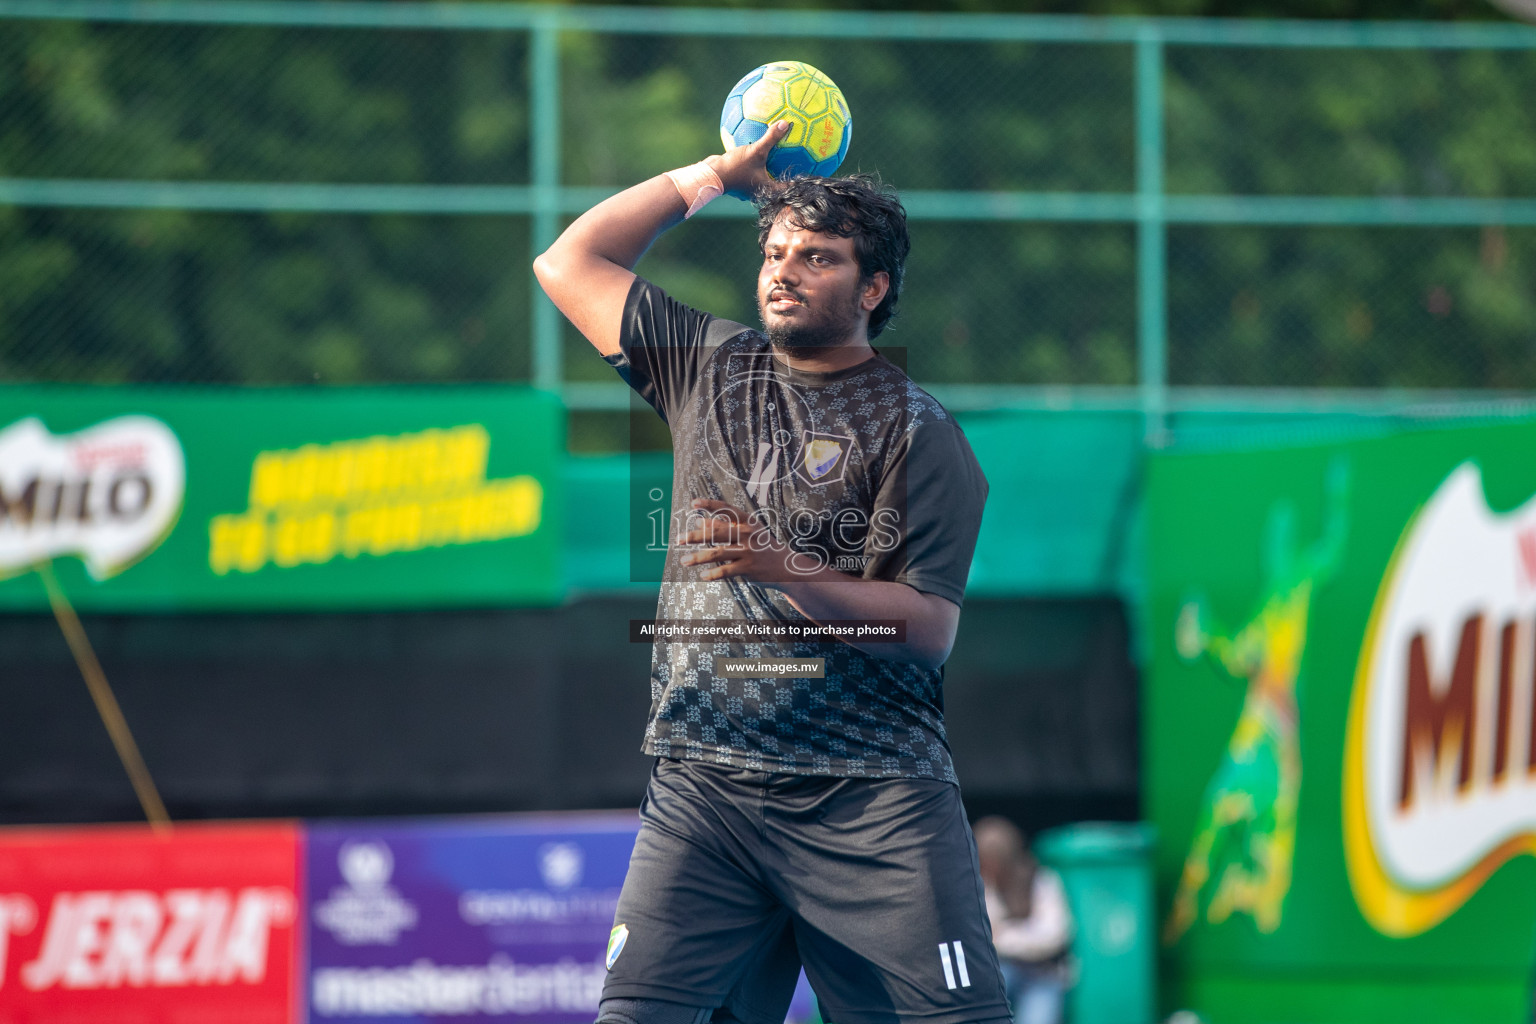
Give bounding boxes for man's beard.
[759,290,863,361]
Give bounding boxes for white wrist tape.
[664,162,725,219]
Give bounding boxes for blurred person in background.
[974,817,1074,1024]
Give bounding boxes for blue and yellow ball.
[720,61,852,179]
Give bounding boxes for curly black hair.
[754,174,911,340]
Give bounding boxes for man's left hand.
[678,499,810,583]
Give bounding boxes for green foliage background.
[3,5,1536,409]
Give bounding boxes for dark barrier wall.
[0,597,1137,829]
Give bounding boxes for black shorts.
[602,758,1012,1024]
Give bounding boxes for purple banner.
[305,813,639,1022]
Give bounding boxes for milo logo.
[1346,463,1536,936]
[0,416,185,579]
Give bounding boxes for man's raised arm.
[532,121,789,357]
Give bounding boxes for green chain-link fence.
[3,2,1536,444]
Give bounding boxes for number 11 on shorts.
[938,940,971,990]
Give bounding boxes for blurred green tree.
[0,9,1533,401]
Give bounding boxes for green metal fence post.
[1135,29,1168,447]
[530,12,562,393]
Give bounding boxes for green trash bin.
[1035,822,1156,1024]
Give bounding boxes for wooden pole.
[36,561,171,833]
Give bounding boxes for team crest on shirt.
[606,923,629,970]
[798,431,854,486]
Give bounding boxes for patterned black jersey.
[608,279,989,782]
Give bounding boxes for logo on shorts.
[606,923,629,970]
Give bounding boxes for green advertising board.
[0,388,563,610]
[1147,418,1536,1024]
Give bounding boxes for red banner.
[0,821,302,1024]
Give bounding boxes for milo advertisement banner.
[1147,418,1536,1024]
[0,388,562,610]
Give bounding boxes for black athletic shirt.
[608,278,989,782]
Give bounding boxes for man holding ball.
[535,119,1004,1024]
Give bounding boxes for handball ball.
[720,61,852,179]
